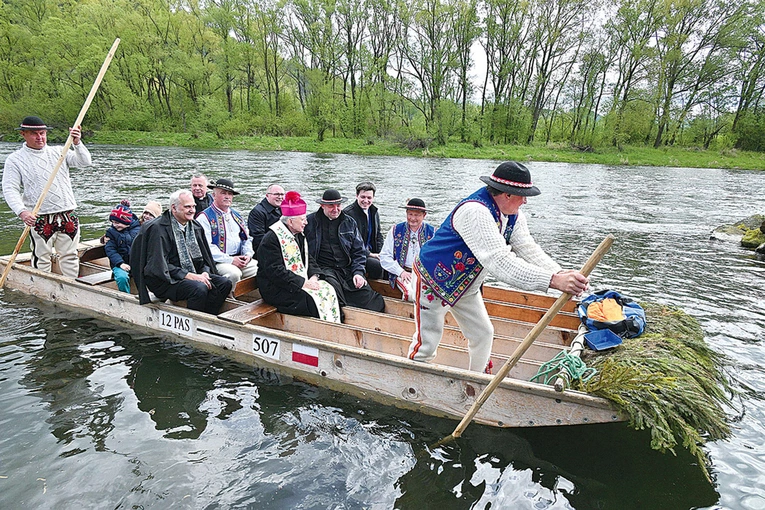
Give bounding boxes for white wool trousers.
[409,271,495,372]
[216,259,258,287]
[29,228,80,278]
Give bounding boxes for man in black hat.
[197,178,257,287]
[2,116,92,278]
[380,198,436,301]
[409,161,588,373]
[304,189,385,314]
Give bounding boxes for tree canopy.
[2,0,764,151]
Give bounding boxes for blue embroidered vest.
[415,187,512,305]
[201,205,248,253]
[388,222,435,288]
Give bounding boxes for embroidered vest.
[389,222,435,288]
[201,205,248,253]
[416,187,510,305]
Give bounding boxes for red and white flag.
[292,343,319,367]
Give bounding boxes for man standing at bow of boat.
[197,178,258,287]
[132,190,232,314]
[2,116,92,278]
[409,161,589,373]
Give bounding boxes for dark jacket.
[104,216,141,268]
[131,210,219,305]
[304,208,366,276]
[247,197,282,251]
[256,228,323,310]
[343,201,384,254]
[193,192,213,217]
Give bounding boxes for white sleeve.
[452,203,557,292]
[65,142,92,168]
[379,226,404,276]
[196,215,232,264]
[1,155,26,216]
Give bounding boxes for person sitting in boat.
[248,183,285,252]
[131,189,232,314]
[379,198,435,302]
[256,191,341,322]
[197,178,258,287]
[2,116,92,278]
[409,162,589,373]
[140,201,162,224]
[304,189,386,314]
[103,200,141,293]
[190,173,212,216]
[343,181,385,280]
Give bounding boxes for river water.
[0,142,763,509]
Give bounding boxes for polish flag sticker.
[292,343,319,367]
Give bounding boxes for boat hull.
[0,256,622,428]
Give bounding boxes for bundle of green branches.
[577,302,733,481]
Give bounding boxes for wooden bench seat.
[233,275,259,298]
[76,270,113,286]
[218,299,277,324]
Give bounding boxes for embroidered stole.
[271,221,341,323]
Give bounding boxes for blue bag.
[577,290,646,339]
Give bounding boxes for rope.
[530,349,597,386]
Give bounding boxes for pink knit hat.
[280,191,306,216]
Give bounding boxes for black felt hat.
[479,161,541,196]
[16,116,52,131]
[315,189,348,204]
[208,178,240,195]
[399,198,428,212]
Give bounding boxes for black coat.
[343,201,384,254]
[247,197,282,251]
[304,208,366,277]
[131,210,219,305]
[256,228,323,315]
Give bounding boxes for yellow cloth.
[587,298,624,322]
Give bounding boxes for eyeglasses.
[268,192,285,197]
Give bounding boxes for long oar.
[0,38,120,289]
[446,233,614,441]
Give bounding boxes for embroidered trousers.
[29,228,80,278]
[409,272,494,372]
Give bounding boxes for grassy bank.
[72,130,765,170]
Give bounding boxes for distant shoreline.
[3,130,765,170]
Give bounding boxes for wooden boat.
[0,242,624,428]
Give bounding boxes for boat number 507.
[252,335,280,361]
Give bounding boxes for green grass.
[80,130,765,170]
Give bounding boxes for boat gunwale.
[0,255,621,424]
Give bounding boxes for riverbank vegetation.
[88,130,765,169]
[3,0,765,168]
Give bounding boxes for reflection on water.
[1,143,765,508]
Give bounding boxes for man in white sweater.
[409,161,589,372]
[2,116,92,278]
[197,178,258,286]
